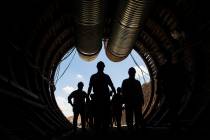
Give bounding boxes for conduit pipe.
[75,0,104,61]
[106,0,145,62]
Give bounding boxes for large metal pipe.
[106,0,145,62]
[75,0,104,61]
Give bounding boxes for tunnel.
[1,0,210,139]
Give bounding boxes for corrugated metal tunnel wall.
[1,0,210,139]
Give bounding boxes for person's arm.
[121,80,126,104]
[68,92,74,106]
[121,80,125,95]
[84,91,90,103]
[87,76,93,96]
[108,76,116,94]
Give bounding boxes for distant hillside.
[67,116,81,123]
[67,116,73,122]
[142,82,151,95]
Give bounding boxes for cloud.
[76,74,83,79]
[134,65,149,79]
[62,86,75,94]
[55,96,73,117]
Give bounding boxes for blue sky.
[54,45,150,117]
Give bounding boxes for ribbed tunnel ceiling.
[1,0,210,139]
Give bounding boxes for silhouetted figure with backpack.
[68,82,88,131]
[111,87,123,129]
[121,67,144,130]
[88,61,116,130]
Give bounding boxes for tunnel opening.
[53,43,157,129]
[2,0,210,139]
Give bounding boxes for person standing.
[88,61,116,129]
[68,82,88,131]
[111,87,123,129]
[121,67,144,130]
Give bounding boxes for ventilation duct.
[106,0,145,62]
[75,0,104,61]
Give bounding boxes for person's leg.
[116,109,122,128]
[134,106,142,129]
[102,104,110,129]
[73,112,79,131]
[125,105,133,129]
[80,109,86,130]
[88,113,94,128]
[94,105,101,129]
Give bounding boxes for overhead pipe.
[106,0,145,62]
[74,0,104,61]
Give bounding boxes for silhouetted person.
[111,87,123,129]
[68,82,88,131]
[121,67,144,130]
[88,61,116,129]
[86,94,96,128]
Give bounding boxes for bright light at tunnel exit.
[54,44,151,120]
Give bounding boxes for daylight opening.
[54,43,153,128]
